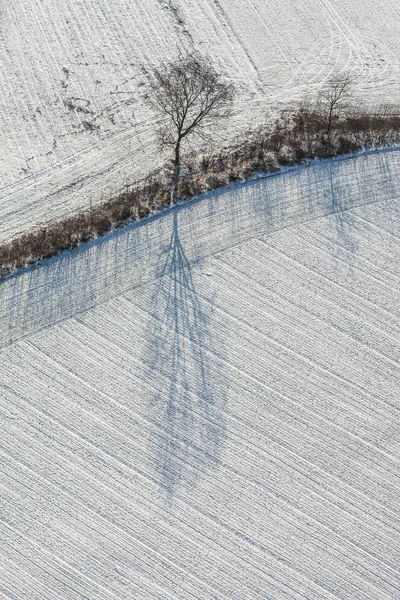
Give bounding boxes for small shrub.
[200,155,211,172]
[138,201,150,219]
[336,136,360,154]
[276,149,295,166]
[205,173,228,190]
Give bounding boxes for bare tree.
[145,55,235,202]
[318,73,354,142]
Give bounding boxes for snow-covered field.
[1,149,400,598]
[2,1,400,595]
[1,0,400,241]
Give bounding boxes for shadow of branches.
[145,210,227,497]
[328,161,358,265]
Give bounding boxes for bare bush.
[317,73,354,143]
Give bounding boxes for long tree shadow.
[145,209,227,498]
[328,161,358,267]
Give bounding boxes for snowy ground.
[1,150,400,598]
[1,0,400,241]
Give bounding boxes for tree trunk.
[326,104,334,145]
[172,140,181,205]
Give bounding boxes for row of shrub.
[1,107,399,279]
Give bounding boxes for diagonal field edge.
[1,147,399,350]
